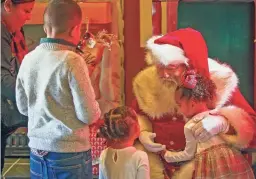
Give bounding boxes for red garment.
[11,29,28,64]
[132,99,187,178]
[152,114,188,178]
[152,115,185,152]
[152,1,162,35]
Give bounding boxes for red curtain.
[152,1,162,35]
[152,0,179,34]
[167,0,179,33]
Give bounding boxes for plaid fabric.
[194,144,255,179]
[11,29,28,64]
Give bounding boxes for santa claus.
[132,28,256,179]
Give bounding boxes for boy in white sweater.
[15,0,101,178]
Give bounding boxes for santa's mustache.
[161,78,178,88]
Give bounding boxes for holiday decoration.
[76,17,121,175]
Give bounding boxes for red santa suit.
[132,28,256,179]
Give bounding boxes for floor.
[2,158,30,179]
[2,156,256,179]
[2,157,98,179]
[3,128,99,179]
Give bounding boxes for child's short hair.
[98,106,138,140]
[177,74,216,102]
[44,0,82,34]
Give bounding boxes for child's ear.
[43,24,49,35]
[70,26,76,37]
[70,24,81,37]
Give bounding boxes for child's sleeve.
[99,149,106,179]
[68,54,101,124]
[136,151,150,179]
[99,163,106,179]
[15,63,28,116]
[164,122,197,162]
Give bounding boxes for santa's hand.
[139,131,166,152]
[191,115,229,142]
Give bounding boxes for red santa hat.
[146,28,210,78]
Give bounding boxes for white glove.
[192,115,229,142]
[139,131,166,152]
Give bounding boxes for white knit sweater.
[16,39,101,152]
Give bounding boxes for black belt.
[170,161,188,167]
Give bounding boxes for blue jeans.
[30,150,92,179]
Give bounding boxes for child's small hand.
[157,150,176,163]
[163,150,177,163]
[157,149,167,159]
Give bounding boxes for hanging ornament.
[77,17,119,52]
[94,29,118,51]
[77,17,96,50]
[84,17,96,49]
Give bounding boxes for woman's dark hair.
[98,106,138,140]
[177,75,216,103]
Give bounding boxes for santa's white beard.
[133,65,181,118]
[161,78,178,89]
[151,78,179,119]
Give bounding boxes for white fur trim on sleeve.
[208,58,238,108]
[218,105,255,149]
